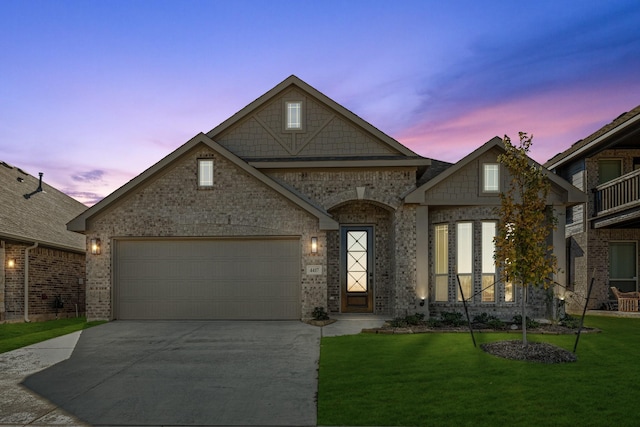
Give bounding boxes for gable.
[420,146,504,205]
[68,133,338,232]
[209,76,417,161]
[405,137,586,206]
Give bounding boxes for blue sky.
[1,0,639,205]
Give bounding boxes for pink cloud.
[398,82,640,164]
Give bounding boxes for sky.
[1,0,639,206]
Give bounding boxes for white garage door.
[114,239,301,320]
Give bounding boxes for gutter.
[24,242,38,322]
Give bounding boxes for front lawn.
[0,317,105,354]
[318,316,640,426]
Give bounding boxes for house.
[1,162,87,321]
[68,75,584,321]
[545,106,640,312]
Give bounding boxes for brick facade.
[561,148,640,312]
[1,241,85,321]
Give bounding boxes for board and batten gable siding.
[422,149,503,205]
[214,87,400,159]
[84,144,327,321]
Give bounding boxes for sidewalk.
[0,331,89,426]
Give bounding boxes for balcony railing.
[594,168,640,215]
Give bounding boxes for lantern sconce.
[419,298,425,307]
[90,238,101,255]
[311,237,318,254]
[7,258,16,268]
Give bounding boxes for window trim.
[597,158,623,185]
[434,223,449,302]
[198,158,214,188]
[456,222,473,302]
[481,221,497,303]
[481,163,500,194]
[284,100,304,131]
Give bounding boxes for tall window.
[434,224,449,302]
[610,242,638,292]
[481,222,496,302]
[457,222,473,301]
[286,101,302,130]
[198,159,214,187]
[598,159,622,184]
[483,164,500,192]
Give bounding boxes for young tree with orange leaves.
[495,132,557,346]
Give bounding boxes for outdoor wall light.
[90,238,101,255]
[7,258,16,268]
[311,237,318,254]
[419,298,425,307]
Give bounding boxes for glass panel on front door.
[347,231,368,292]
[341,226,374,313]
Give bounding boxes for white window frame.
[198,159,214,187]
[434,224,449,302]
[481,221,496,303]
[482,163,500,193]
[457,222,473,302]
[285,101,303,130]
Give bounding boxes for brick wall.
[85,145,329,320]
[428,206,549,320]
[2,241,85,321]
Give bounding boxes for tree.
[494,132,557,346]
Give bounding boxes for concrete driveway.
[21,321,321,426]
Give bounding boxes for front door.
[341,226,374,313]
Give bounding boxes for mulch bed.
[362,322,596,363]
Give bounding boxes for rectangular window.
[286,101,302,129]
[198,159,214,187]
[457,222,473,302]
[481,222,496,302]
[610,242,637,292]
[504,281,514,302]
[434,224,449,302]
[598,159,622,184]
[483,164,500,192]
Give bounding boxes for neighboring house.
[68,75,583,321]
[545,106,640,312]
[1,162,87,321]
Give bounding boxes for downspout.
[24,242,38,322]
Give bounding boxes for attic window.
[482,163,500,193]
[198,159,214,187]
[285,101,303,130]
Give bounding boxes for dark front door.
[341,226,374,313]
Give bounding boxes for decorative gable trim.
[207,75,420,158]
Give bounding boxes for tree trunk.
[521,284,528,346]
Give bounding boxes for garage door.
[114,239,300,320]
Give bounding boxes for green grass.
[0,317,105,354]
[318,316,640,426]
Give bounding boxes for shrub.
[427,318,442,328]
[312,307,330,321]
[487,318,506,329]
[440,311,465,326]
[560,314,580,329]
[389,317,408,328]
[512,314,539,329]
